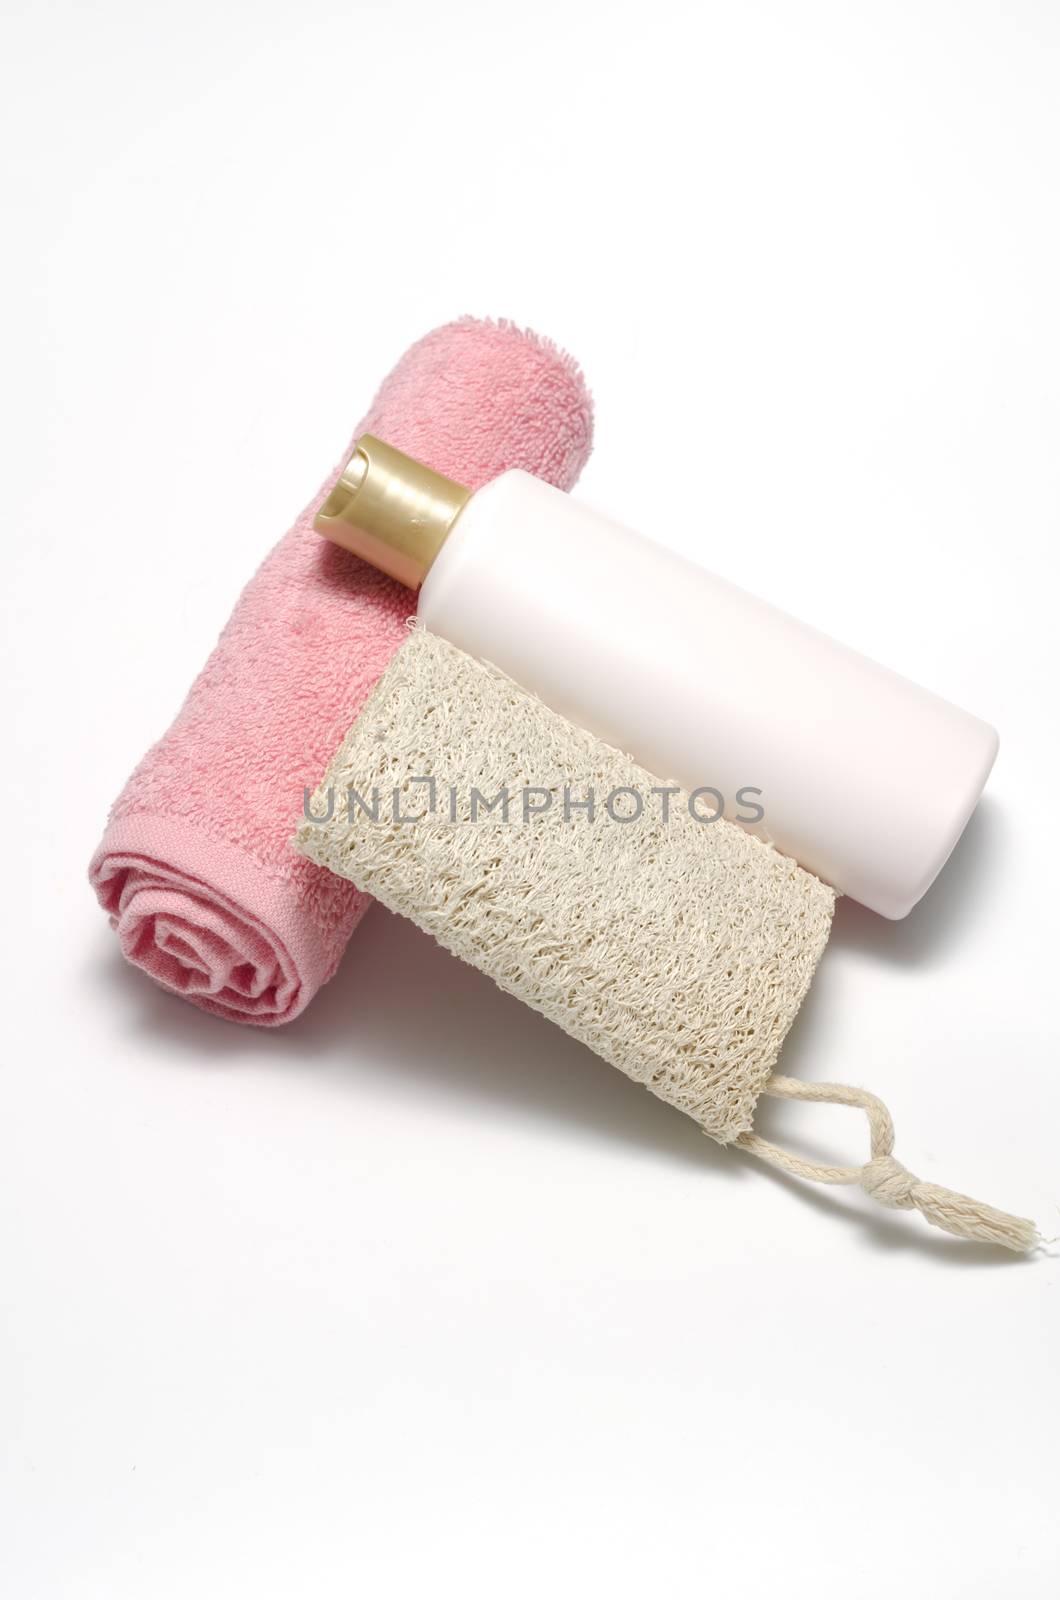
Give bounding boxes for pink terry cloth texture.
[89,318,594,1025]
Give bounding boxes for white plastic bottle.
[315,435,998,919]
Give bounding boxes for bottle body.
[418,471,998,918]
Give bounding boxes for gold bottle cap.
[314,434,471,589]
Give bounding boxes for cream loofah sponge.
[296,627,835,1145]
[295,629,1039,1252]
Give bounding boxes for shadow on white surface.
[89,903,733,1178]
[829,798,1004,967]
[89,847,1029,1265]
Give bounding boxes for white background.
[3,2,1059,1595]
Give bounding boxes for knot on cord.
[860,1154,917,1210]
[733,1074,1039,1252]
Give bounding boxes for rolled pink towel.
[89,318,593,1025]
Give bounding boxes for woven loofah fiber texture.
[296,630,835,1144]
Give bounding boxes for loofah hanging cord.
[295,631,1039,1256]
[736,1075,1039,1252]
